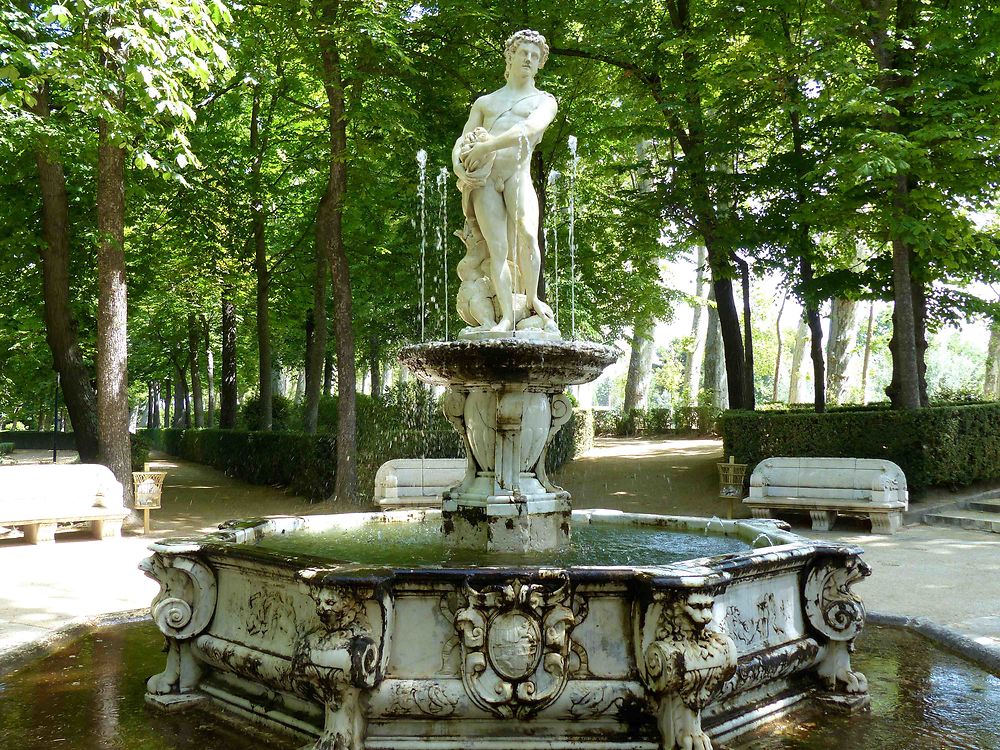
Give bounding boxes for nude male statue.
[452,29,558,335]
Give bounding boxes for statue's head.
[504,29,549,81]
[682,592,716,632]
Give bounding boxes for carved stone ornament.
[453,575,587,718]
[141,553,218,698]
[292,575,390,750]
[804,555,871,695]
[637,590,737,750]
[804,555,870,642]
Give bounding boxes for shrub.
[591,406,720,438]
[0,431,76,450]
[239,393,296,431]
[141,405,595,503]
[130,433,150,472]
[720,402,1000,492]
[0,442,13,455]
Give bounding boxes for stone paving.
[1,439,998,668]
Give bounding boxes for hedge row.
[0,430,149,471]
[142,408,594,502]
[0,431,76,450]
[593,407,720,438]
[720,402,1000,491]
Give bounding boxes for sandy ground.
[1,439,998,662]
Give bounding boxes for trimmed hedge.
[143,408,595,503]
[720,402,1000,492]
[0,431,147,470]
[0,431,76,450]
[593,407,721,438]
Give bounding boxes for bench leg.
[750,508,772,520]
[870,512,901,535]
[91,518,122,540]
[23,523,57,544]
[810,510,838,532]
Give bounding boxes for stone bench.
[744,457,908,534]
[374,458,466,510]
[0,464,128,543]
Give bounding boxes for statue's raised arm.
[452,30,560,340]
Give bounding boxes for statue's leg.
[472,186,515,331]
[508,172,553,322]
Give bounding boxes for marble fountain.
[141,30,871,750]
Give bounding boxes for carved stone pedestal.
[400,338,618,555]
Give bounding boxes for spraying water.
[547,169,560,328]
[417,150,427,341]
[567,136,579,339]
[437,166,449,339]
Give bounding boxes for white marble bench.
[744,457,908,534]
[0,464,128,543]
[374,458,466,510]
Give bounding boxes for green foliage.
[0,442,13,455]
[0,431,76,450]
[720,403,1000,491]
[593,406,720,438]
[130,432,150,472]
[239,393,295,431]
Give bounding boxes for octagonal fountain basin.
[143,510,872,750]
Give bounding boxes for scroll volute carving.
[804,553,871,695]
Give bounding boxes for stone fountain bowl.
[142,510,871,750]
[399,338,619,388]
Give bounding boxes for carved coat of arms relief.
[452,575,587,718]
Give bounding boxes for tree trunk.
[202,314,215,428]
[152,380,161,428]
[734,255,755,410]
[787,316,808,404]
[164,378,171,429]
[866,0,921,410]
[96,94,134,516]
[772,294,787,403]
[860,303,875,403]
[798,257,826,412]
[146,382,153,428]
[220,292,238,428]
[623,315,654,412]
[250,88,273,430]
[173,363,189,428]
[318,1,358,502]
[826,298,858,405]
[323,350,334,397]
[701,286,728,410]
[683,245,708,405]
[985,320,1000,399]
[187,312,204,427]
[304,202,330,433]
[886,280,928,407]
[888,234,920,409]
[368,336,382,401]
[32,83,100,462]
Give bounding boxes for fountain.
[142,30,871,750]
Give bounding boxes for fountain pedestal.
[399,338,618,553]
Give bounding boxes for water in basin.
[248,517,750,567]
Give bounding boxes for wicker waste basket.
[132,469,167,533]
[717,456,748,519]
